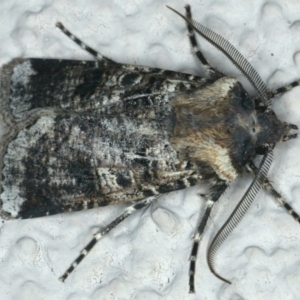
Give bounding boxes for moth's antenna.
[207,151,273,283]
[167,5,270,107]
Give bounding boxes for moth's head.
[254,106,298,154]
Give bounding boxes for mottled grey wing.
[1,58,210,120]
[0,58,208,219]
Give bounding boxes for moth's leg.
[189,179,228,293]
[269,79,300,98]
[253,79,300,105]
[59,195,158,282]
[56,22,117,64]
[184,5,223,80]
[247,162,300,222]
[264,180,300,222]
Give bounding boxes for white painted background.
[0,0,300,299]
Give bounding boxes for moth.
[0,4,299,294]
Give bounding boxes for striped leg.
[59,196,158,282]
[269,80,300,98]
[56,22,117,64]
[189,179,227,293]
[184,5,223,79]
[247,162,300,223]
[253,79,300,105]
[264,181,300,222]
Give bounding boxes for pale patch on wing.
[1,116,55,217]
[10,60,37,118]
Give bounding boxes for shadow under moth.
[0,4,299,294]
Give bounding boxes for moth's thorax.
[170,77,284,182]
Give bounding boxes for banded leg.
[189,179,228,293]
[253,79,300,105]
[56,22,117,64]
[247,162,300,222]
[59,195,158,282]
[270,79,300,98]
[184,5,223,79]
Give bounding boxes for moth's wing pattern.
[0,58,213,120]
[0,58,212,219]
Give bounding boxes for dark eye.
[255,145,268,155]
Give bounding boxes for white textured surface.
[1,0,300,299]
